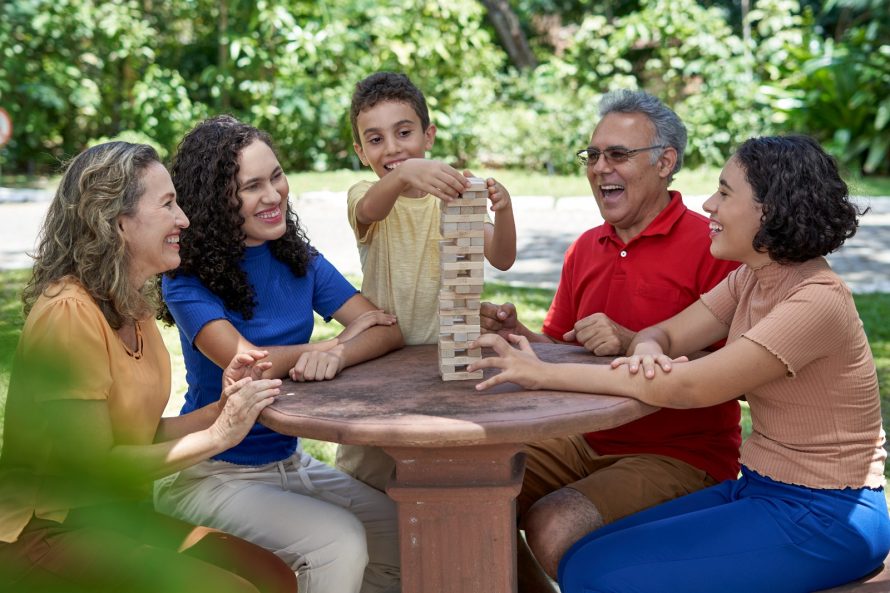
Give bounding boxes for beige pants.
[154,446,400,593]
[336,445,396,493]
[518,434,718,525]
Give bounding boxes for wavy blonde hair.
[22,142,161,329]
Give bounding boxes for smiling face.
[703,156,770,267]
[236,139,289,246]
[118,161,189,287]
[586,112,677,242]
[353,100,436,180]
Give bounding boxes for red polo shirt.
[543,191,742,482]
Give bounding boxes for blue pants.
[558,467,890,593]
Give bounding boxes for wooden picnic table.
[260,342,658,593]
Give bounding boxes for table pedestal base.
[384,444,525,593]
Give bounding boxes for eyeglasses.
[575,145,666,167]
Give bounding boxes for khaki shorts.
[517,434,717,525]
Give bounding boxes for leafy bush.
[773,22,890,175]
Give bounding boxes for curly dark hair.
[349,72,430,144]
[158,115,314,324]
[734,135,865,264]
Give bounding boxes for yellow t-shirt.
[0,279,171,542]
[348,180,446,345]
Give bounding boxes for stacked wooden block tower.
[438,177,487,381]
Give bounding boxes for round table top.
[259,343,657,447]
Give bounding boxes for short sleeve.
[699,267,744,327]
[542,241,578,340]
[347,181,377,243]
[22,296,112,403]
[742,281,848,376]
[162,274,228,349]
[310,253,359,321]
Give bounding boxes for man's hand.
[480,301,520,339]
[563,313,634,356]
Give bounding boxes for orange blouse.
[0,279,170,542]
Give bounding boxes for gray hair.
[599,90,687,179]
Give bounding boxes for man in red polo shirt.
[481,90,740,590]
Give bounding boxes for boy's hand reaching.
[398,158,468,202]
[485,177,512,212]
[462,170,512,212]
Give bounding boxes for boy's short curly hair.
[734,135,865,263]
[349,72,430,144]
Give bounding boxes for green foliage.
[772,22,890,175]
[0,0,888,177]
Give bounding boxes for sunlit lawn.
[5,166,890,199]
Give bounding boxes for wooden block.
[471,236,484,246]
[441,245,484,256]
[441,276,483,287]
[442,214,484,223]
[441,229,485,240]
[454,197,488,207]
[440,355,481,365]
[444,357,479,366]
[443,261,484,271]
[438,306,477,316]
[465,177,486,190]
[442,370,484,381]
[441,324,479,334]
[457,283,483,294]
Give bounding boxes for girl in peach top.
[472,135,890,592]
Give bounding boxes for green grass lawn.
[5,166,890,199]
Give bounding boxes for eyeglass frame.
[575,144,667,167]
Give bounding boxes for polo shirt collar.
[598,190,687,247]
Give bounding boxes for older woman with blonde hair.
[0,141,296,593]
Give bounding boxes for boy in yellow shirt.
[338,71,517,490]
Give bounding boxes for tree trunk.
[217,0,229,110]
[480,0,537,69]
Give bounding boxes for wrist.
[203,424,231,454]
[319,338,340,351]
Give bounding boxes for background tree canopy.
[1,0,888,176]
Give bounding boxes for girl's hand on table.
[290,347,346,382]
[611,352,688,379]
[468,333,545,391]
